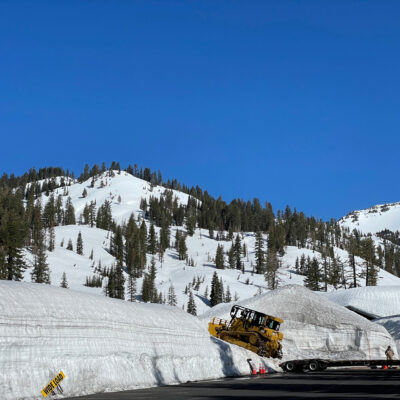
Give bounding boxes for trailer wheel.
[284,361,296,372]
[308,360,319,372]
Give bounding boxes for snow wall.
[201,285,397,361]
[0,281,267,400]
[326,286,400,318]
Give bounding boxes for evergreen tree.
[178,233,188,260]
[48,225,55,251]
[265,246,279,289]
[362,237,378,286]
[167,284,177,306]
[66,239,73,251]
[234,234,242,269]
[114,263,125,299]
[147,224,157,255]
[60,272,68,288]
[127,274,137,302]
[31,230,51,284]
[224,285,232,303]
[64,197,76,225]
[254,231,265,274]
[76,231,83,255]
[187,291,197,315]
[210,271,221,306]
[304,257,321,291]
[215,244,225,269]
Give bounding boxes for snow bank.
[201,285,396,361]
[374,315,400,355]
[326,286,400,318]
[0,281,268,400]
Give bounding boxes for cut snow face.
[327,286,400,318]
[0,281,270,400]
[374,315,400,355]
[201,285,396,361]
[340,201,400,234]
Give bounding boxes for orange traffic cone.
[259,364,266,374]
[251,363,257,375]
[384,365,388,370]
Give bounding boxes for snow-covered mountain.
[340,201,400,235]
[19,171,400,315]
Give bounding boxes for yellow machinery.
[208,305,283,359]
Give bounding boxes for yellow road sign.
[41,371,65,397]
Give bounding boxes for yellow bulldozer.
[208,305,283,359]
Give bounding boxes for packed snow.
[326,286,400,318]
[0,281,269,400]
[201,285,397,362]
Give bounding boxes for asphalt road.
[66,369,400,400]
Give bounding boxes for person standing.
[385,345,394,368]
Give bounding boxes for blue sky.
[1,1,399,220]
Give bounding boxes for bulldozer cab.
[230,305,281,332]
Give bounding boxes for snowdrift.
[374,315,400,354]
[0,281,266,400]
[326,286,400,318]
[201,285,396,361]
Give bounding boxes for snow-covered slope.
[340,201,400,234]
[24,171,400,314]
[0,281,268,400]
[201,285,397,361]
[326,286,400,318]
[41,171,191,225]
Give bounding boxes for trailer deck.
[280,358,400,372]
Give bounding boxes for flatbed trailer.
[280,358,400,372]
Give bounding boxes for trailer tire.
[308,360,319,372]
[284,361,296,372]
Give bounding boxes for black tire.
[308,360,319,372]
[284,361,296,372]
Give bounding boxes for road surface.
[66,368,400,399]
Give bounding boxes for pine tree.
[265,246,279,289]
[114,263,125,299]
[127,274,137,302]
[66,239,73,251]
[60,272,68,288]
[234,235,242,269]
[304,257,321,291]
[89,249,94,260]
[148,224,157,254]
[64,197,76,225]
[82,188,87,198]
[167,284,177,306]
[215,244,225,269]
[255,231,265,274]
[187,291,197,315]
[224,285,232,303]
[210,271,221,306]
[48,225,55,251]
[178,234,188,260]
[76,231,83,255]
[31,230,51,284]
[228,244,235,269]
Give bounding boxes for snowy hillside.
[326,286,400,318]
[19,171,400,314]
[340,201,400,234]
[201,285,397,361]
[40,171,191,225]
